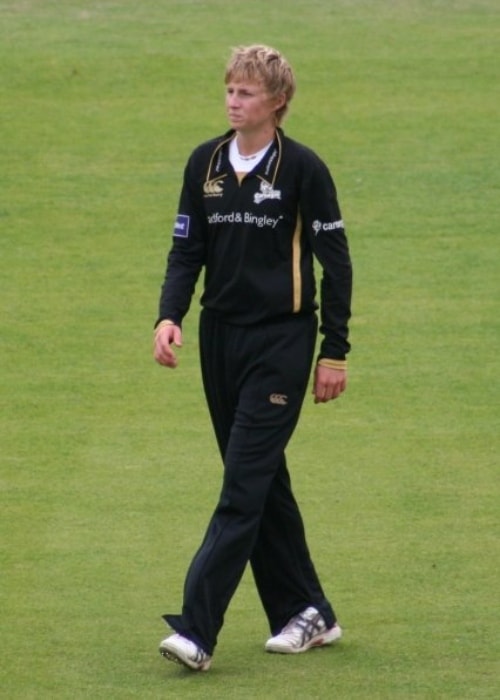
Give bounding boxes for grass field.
[1,1,499,697]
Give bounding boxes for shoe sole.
[265,625,342,654]
[159,645,211,672]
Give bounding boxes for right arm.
[154,154,207,368]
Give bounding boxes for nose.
[227,92,240,109]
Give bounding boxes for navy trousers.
[164,310,336,654]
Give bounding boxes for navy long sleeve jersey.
[157,127,352,360]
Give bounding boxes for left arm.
[300,156,353,402]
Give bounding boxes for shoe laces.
[281,607,326,645]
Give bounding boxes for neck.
[235,127,276,156]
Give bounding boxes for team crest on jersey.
[203,177,225,198]
[254,180,281,205]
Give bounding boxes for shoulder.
[188,131,233,163]
[280,131,330,173]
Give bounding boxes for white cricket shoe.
[265,606,342,654]
[159,633,212,671]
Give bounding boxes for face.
[225,80,284,134]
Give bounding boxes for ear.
[273,93,286,111]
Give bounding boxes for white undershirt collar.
[229,138,273,173]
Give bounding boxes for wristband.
[154,319,176,336]
[318,358,347,371]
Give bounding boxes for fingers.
[154,324,182,368]
[313,366,347,403]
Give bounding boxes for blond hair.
[224,45,296,124]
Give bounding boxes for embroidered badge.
[203,178,225,197]
[254,181,281,205]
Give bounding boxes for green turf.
[1,1,499,697]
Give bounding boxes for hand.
[313,364,347,403]
[154,323,183,368]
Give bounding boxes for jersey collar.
[206,128,283,187]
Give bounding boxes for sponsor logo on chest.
[207,211,282,229]
[203,178,225,198]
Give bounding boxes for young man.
[154,45,352,671]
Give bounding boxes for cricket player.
[154,44,352,671]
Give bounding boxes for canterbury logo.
[203,178,225,197]
[269,393,288,405]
